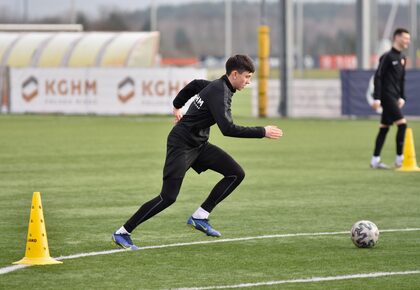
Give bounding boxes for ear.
[231,70,238,79]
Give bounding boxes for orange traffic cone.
[13,192,62,265]
[397,128,420,172]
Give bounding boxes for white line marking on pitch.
[0,264,30,275]
[173,270,420,289]
[1,228,419,276]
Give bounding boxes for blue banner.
[341,69,420,116]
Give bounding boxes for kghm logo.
[44,79,97,95]
[22,76,38,102]
[118,77,135,103]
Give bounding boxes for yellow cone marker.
[397,128,420,172]
[13,192,62,265]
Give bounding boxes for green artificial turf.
[0,114,419,289]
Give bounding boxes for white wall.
[252,79,341,118]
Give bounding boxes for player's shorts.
[381,99,404,125]
[162,141,236,180]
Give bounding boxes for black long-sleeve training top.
[373,47,406,103]
[170,75,265,147]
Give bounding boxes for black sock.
[396,124,407,155]
[373,127,389,157]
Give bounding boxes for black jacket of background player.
[171,75,265,147]
[373,47,406,104]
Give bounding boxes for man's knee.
[234,166,245,183]
[160,178,183,205]
[162,194,177,206]
[396,119,407,126]
[160,187,179,206]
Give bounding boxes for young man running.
[370,28,411,169]
[112,55,283,249]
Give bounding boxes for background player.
[370,28,411,169]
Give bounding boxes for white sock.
[371,156,380,165]
[115,226,129,235]
[192,207,210,219]
[396,155,404,163]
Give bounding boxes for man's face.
[395,32,411,50]
[231,71,253,91]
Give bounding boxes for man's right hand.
[264,125,283,139]
[398,98,405,108]
[372,100,381,110]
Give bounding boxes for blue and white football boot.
[187,216,221,237]
[112,233,139,250]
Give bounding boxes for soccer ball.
[350,220,379,248]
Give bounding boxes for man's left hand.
[173,107,183,123]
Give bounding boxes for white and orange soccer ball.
[351,220,379,248]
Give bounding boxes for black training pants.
[124,142,245,233]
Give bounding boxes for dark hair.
[225,54,255,75]
[393,28,409,39]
